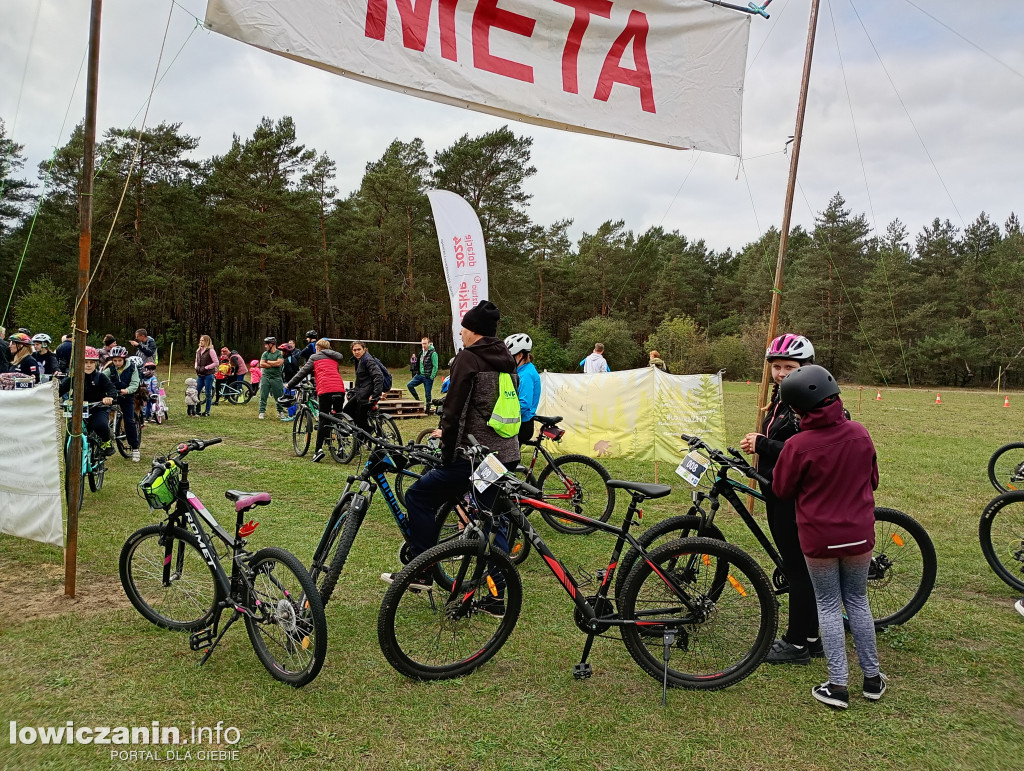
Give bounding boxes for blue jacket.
[516,361,541,421]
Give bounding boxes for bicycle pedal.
[572,662,593,680]
[189,628,216,651]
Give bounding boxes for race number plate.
[675,451,710,487]
[471,453,509,492]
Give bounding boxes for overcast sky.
[2,0,1022,253]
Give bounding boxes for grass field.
[2,373,1022,770]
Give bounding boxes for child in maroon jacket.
[772,365,886,709]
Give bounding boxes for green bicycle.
[283,382,356,462]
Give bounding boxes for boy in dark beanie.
[382,300,518,615]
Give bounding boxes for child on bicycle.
[772,364,885,710]
[58,346,117,454]
[740,334,821,664]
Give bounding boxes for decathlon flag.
[0,382,64,547]
[427,189,489,349]
[536,368,725,462]
[204,0,749,155]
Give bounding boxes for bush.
[13,277,72,341]
[524,325,573,373]
[568,316,641,371]
[710,335,752,380]
[647,315,709,374]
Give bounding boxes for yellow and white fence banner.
[536,368,725,462]
[0,382,64,547]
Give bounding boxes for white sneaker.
[258,413,265,420]
[1015,598,1024,619]
[131,449,141,462]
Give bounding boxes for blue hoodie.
[516,361,541,421]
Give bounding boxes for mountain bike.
[516,415,615,535]
[62,400,109,508]
[222,377,255,405]
[615,434,937,630]
[119,437,328,687]
[377,436,777,699]
[281,383,354,462]
[980,490,1024,592]
[307,416,446,605]
[988,442,1024,494]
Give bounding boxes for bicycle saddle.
[225,489,272,512]
[533,414,562,426]
[605,480,672,499]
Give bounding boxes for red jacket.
[772,398,878,558]
[287,349,346,396]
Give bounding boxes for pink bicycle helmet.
[766,334,815,363]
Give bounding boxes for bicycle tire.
[318,497,368,605]
[119,524,221,631]
[535,454,615,535]
[614,514,727,600]
[223,382,242,405]
[415,427,435,444]
[377,414,403,446]
[377,539,522,681]
[88,456,104,492]
[395,461,431,508]
[64,440,84,511]
[619,537,776,691]
[292,407,313,456]
[862,507,936,628]
[327,419,357,464]
[308,492,352,589]
[243,546,328,687]
[988,442,1024,494]
[241,384,255,405]
[979,491,1024,593]
[113,410,130,459]
[433,500,531,566]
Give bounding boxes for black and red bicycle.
[377,436,778,699]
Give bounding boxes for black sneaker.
[863,672,888,700]
[380,571,432,591]
[311,450,325,463]
[765,638,811,665]
[807,638,825,658]
[476,596,505,619]
[812,682,849,709]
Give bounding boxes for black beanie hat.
[461,300,500,337]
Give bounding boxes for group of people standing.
[0,326,73,383]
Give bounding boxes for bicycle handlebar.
[320,412,439,464]
[680,433,770,488]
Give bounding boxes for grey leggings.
[805,551,880,686]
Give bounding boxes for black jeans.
[518,418,535,445]
[343,396,371,432]
[766,494,820,643]
[316,391,345,452]
[117,394,139,450]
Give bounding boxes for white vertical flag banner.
[0,383,65,548]
[204,0,750,155]
[427,190,489,349]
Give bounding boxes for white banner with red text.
[427,190,489,349]
[204,0,749,155]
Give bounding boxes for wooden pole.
[748,0,822,511]
[66,0,103,598]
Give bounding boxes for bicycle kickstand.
[573,634,595,680]
[196,610,240,667]
[661,629,676,707]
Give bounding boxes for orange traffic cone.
[876,390,882,401]
[746,380,750,385]
[1004,396,1010,408]
[935,393,942,405]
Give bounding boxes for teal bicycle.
[286,381,356,462]
[62,400,110,508]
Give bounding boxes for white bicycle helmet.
[127,355,145,369]
[504,333,533,355]
[31,333,52,346]
[765,334,815,363]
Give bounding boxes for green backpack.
[488,372,522,438]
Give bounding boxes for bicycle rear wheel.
[988,443,1024,494]
[619,537,776,690]
[376,414,402,446]
[614,514,726,600]
[88,447,105,492]
[536,454,614,535]
[113,410,130,458]
[378,539,522,681]
[327,418,357,464]
[292,407,313,456]
[119,524,221,631]
[244,546,328,687]
[979,491,1024,593]
[865,507,936,628]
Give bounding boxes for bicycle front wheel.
[292,407,313,456]
[619,537,776,690]
[244,546,328,687]
[866,507,936,628]
[377,414,402,446]
[119,524,221,631]
[979,491,1024,593]
[88,451,105,492]
[536,454,615,535]
[318,497,368,605]
[988,443,1024,494]
[378,539,522,681]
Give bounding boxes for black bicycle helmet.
[305,330,318,340]
[779,364,840,412]
[263,336,277,345]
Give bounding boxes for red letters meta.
[364,0,655,112]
